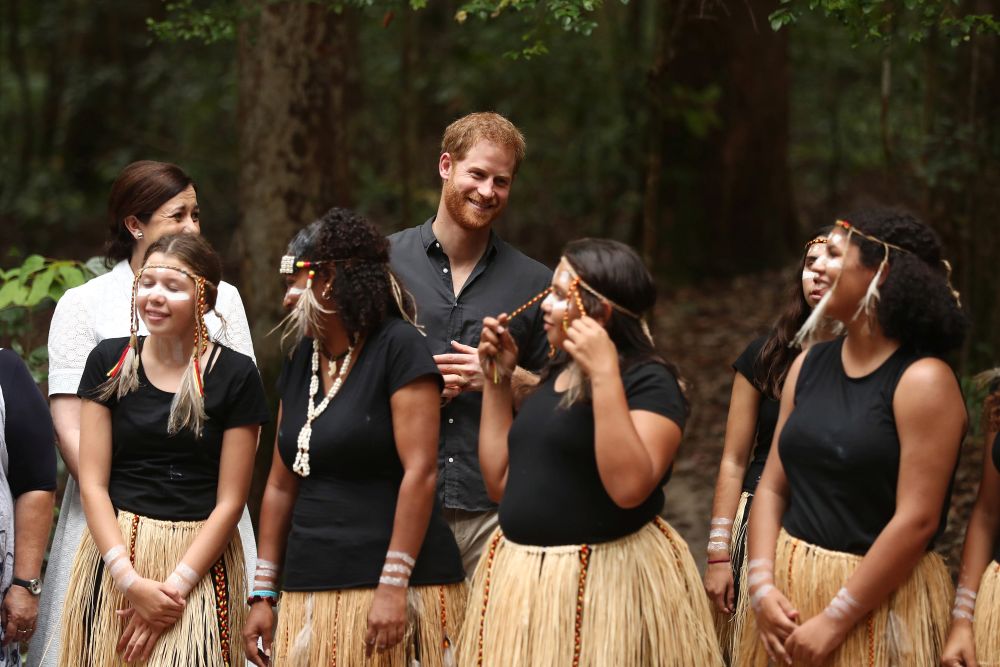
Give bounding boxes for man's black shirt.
[389,218,551,511]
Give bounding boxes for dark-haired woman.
[738,210,967,666]
[704,233,834,658]
[60,233,269,665]
[35,161,257,666]
[456,239,723,666]
[941,375,1000,667]
[242,209,465,667]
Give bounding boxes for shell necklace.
[292,337,355,477]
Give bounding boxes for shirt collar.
[419,216,500,260]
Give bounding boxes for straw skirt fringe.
[735,528,952,667]
[457,518,724,667]
[712,491,752,664]
[59,510,246,667]
[272,582,467,666]
[974,560,1000,666]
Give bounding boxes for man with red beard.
[389,112,550,575]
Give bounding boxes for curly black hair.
[290,207,415,339]
[841,207,967,356]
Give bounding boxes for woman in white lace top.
[31,160,258,667]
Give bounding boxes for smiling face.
[812,229,877,323]
[439,140,515,232]
[136,252,198,337]
[540,260,584,349]
[281,268,310,312]
[128,185,200,262]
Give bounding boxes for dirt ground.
[655,269,982,577]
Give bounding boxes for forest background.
[2,0,999,568]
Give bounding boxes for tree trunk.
[236,1,355,367]
[663,0,796,277]
[236,2,357,519]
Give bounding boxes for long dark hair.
[541,238,688,411]
[104,161,196,268]
[756,227,832,399]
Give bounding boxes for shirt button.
[443,267,449,274]
[435,242,441,248]
[448,457,454,463]
[448,418,454,424]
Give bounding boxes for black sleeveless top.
[993,432,1000,563]
[779,338,956,554]
[732,335,780,493]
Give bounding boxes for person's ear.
[594,301,612,326]
[439,153,453,181]
[123,215,144,239]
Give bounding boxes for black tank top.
[993,432,1000,563]
[778,339,955,554]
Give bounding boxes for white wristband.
[710,517,734,526]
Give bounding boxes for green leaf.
[26,268,56,306]
[0,281,28,308]
[58,265,87,289]
[20,255,45,275]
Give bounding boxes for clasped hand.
[756,588,850,666]
[117,578,186,662]
[478,315,519,384]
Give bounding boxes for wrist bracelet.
[707,558,730,565]
[247,591,279,608]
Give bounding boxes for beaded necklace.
[292,338,355,477]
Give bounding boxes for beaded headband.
[804,236,828,250]
[273,253,423,352]
[102,262,212,436]
[792,219,960,346]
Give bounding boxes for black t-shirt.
[78,337,270,521]
[779,339,956,554]
[0,349,57,497]
[276,318,464,590]
[732,335,780,493]
[499,362,687,546]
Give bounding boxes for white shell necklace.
[292,337,355,477]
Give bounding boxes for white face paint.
[829,232,846,246]
[137,284,192,301]
[827,257,843,270]
[541,291,569,317]
[801,269,818,281]
[286,286,305,297]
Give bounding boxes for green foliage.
[146,0,628,58]
[146,0,242,43]
[770,0,1000,46]
[0,256,96,382]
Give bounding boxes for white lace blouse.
[47,260,256,396]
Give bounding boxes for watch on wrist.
[11,577,42,596]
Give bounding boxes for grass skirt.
[272,582,468,666]
[59,510,246,667]
[735,528,952,667]
[974,560,1000,665]
[712,491,752,665]
[456,517,724,667]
